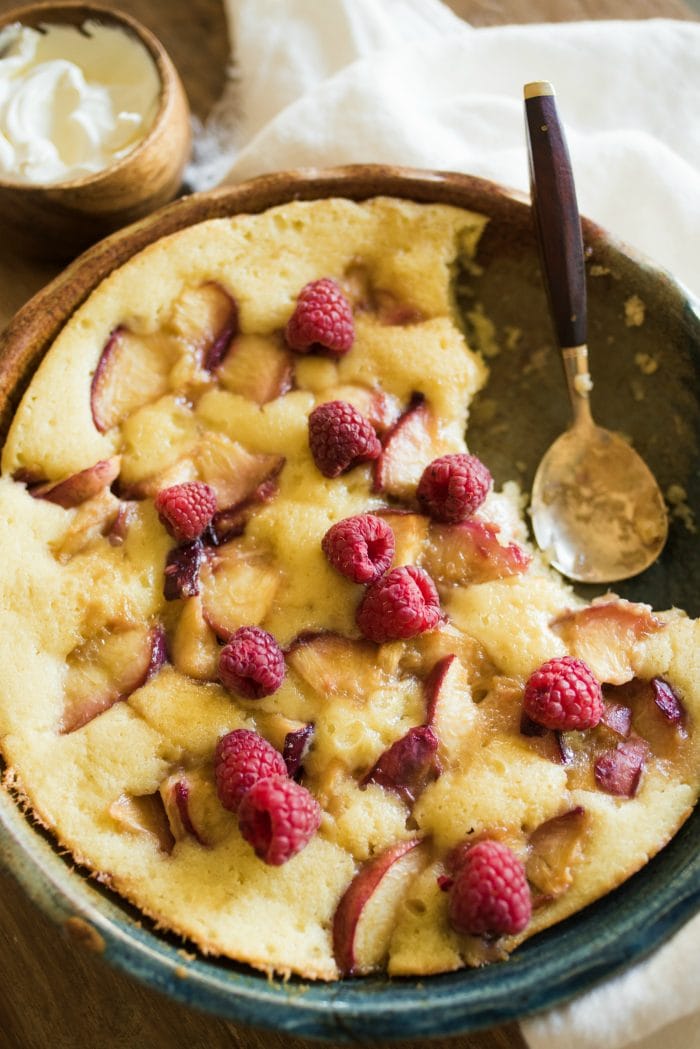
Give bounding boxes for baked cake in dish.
[0,197,697,980]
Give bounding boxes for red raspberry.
[238,775,322,865]
[523,656,604,731]
[214,729,287,813]
[308,400,381,478]
[154,481,217,542]
[219,626,285,699]
[356,565,442,643]
[417,453,492,523]
[285,278,354,356]
[322,514,395,584]
[448,839,531,937]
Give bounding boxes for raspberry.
[523,656,604,731]
[448,839,531,937]
[238,775,322,865]
[214,729,287,813]
[219,626,285,699]
[308,400,381,478]
[417,453,492,523]
[154,481,217,542]
[322,514,395,584]
[356,565,442,643]
[285,278,354,356]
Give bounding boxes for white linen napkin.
[186,3,700,1047]
[187,0,700,299]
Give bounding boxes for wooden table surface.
[0,2,696,1047]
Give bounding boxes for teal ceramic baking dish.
[0,166,698,1040]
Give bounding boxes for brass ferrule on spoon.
[561,345,593,428]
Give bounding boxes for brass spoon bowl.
[525,81,668,583]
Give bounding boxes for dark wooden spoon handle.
[524,82,587,350]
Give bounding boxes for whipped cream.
[0,20,161,185]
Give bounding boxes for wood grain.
[0,2,695,1048]
[447,0,697,22]
[0,868,526,1049]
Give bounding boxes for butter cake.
[0,197,697,980]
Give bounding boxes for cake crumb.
[630,378,645,402]
[634,352,658,375]
[589,264,611,277]
[624,295,645,327]
[667,484,687,505]
[472,397,497,424]
[523,346,548,375]
[459,256,484,278]
[466,304,501,359]
[573,373,593,396]
[666,484,697,534]
[504,326,523,351]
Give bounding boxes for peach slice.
[520,709,575,767]
[333,838,425,976]
[109,792,174,854]
[107,501,138,546]
[163,540,204,601]
[607,677,688,756]
[422,519,530,588]
[286,632,384,701]
[209,463,284,546]
[171,595,220,681]
[519,713,573,766]
[340,264,423,328]
[594,736,649,797]
[217,334,294,404]
[61,624,167,734]
[362,725,440,805]
[551,598,665,686]
[91,327,178,433]
[159,772,207,846]
[374,508,430,566]
[340,261,374,311]
[373,394,439,499]
[200,541,279,641]
[169,281,238,372]
[424,654,476,761]
[193,431,285,511]
[115,458,199,502]
[32,456,121,509]
[527,806,587,900]
[650,677,686,726]
[321,385,402,436]
[407,623,496,698]
[374,290,424,327]
[283,723,315,780]
[600,701,633,738]
[50,489,121,562]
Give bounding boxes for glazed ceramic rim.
[0,165,698,1041]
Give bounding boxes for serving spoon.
[524,81,668,583]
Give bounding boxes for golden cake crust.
[0,198,697,981]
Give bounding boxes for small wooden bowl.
[0,2,191,260]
